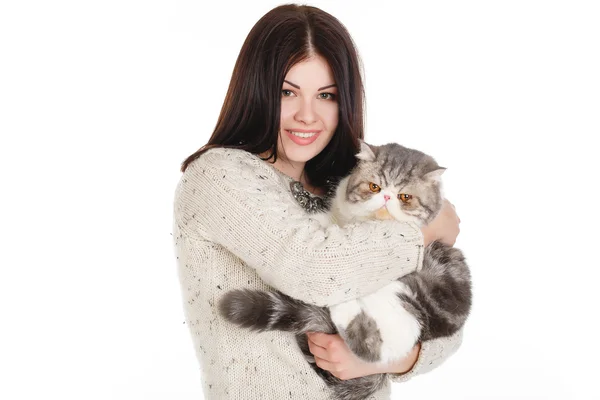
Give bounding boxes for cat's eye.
[369,183,381,193]
[398,193,413,203]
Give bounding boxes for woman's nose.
[295,100,317,124]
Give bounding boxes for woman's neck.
[271,157,305,183]
[261,152,324,196]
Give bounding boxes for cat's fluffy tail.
[218,289,336,333]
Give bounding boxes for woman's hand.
[421,198,461,246]
[306,332,421,380]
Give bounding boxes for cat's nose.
[384,194,391,202]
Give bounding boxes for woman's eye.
[319,92,336,100]
[369,182,381,193]
[282,89,294,97]
[398,193,413,203]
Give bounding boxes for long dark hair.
[180,4,365,188]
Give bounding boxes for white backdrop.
[1,1,599,399]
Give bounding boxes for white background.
[1,1,599,399]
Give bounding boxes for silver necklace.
[289,179,337,213]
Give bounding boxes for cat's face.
[344,142,445,225]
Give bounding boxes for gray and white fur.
[219,142,472,400]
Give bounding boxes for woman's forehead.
[284,56,336,89]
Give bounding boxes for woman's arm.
[306,328,464,381]
[387,328,464,382]
[306,333,420,380]
[420,199,461,247]
[173,148,424,307]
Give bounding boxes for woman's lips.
[285,129,322,145]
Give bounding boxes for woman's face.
[277,55,339,166]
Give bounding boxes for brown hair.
[180,4,365,188]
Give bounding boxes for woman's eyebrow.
[317,84,337,90]
[283,80,300,89]
[284,80,337,91]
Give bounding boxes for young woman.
[173,4,462,399]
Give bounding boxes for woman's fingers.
[307,332,333,347]
[314,355,338,372]
[307,332,345,363]
[307,333,340,372]
[307,336,329,360]
[447,199,461,223]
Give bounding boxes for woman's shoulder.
[174,147,297,239]
[185,147,281,181]
[180,147,293,199]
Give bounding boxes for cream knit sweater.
[172,148,464,400]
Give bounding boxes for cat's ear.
[356,140,377,162]
[423,167,446,183]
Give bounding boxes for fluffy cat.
[219,141,472,400]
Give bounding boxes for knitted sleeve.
[173,148,425,307]
[388,327,464,383]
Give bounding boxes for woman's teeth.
[289,131,317,138]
